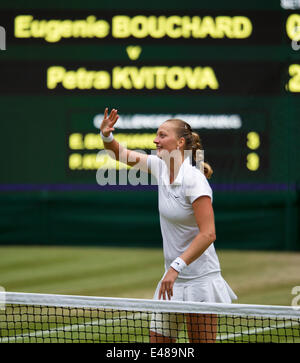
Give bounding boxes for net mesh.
[0,292,299,343]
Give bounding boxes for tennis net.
[0,292,299,343]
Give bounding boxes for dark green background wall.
[0,189,298,250]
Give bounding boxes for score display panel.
[0,2,299,192]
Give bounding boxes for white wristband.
[170,257,187,273]
[100,131,114,143]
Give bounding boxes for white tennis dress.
[147,154,237,304]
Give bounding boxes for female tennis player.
[100,108,237,343]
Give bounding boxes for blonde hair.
[165,119,213,179]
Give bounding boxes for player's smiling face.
[154,122,179,157]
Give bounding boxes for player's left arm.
[180,196,216,265]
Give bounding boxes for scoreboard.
[0,1,299,192]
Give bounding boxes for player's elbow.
[211,232,216,243]
[204,230,216,243]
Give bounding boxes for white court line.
[0,312,145,343]
[219,321,299,341]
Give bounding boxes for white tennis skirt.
[150,272,237,339]
[153,271,237,303]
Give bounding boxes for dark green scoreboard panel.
[0,1,299,249]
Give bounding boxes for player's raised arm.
[100,108,149,172]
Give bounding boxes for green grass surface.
[1,246,300,343]
[1,246,300,306]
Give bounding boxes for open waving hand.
[99,107,150,172]
[100,108,119,137]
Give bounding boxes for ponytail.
[191,132,213,179]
